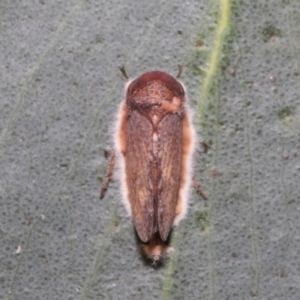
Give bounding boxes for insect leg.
[100,149,116,198]
[192,175,207,199]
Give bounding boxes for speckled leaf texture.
[0,0,299,299]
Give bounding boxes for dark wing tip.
[159,226,171,242]
[135,224,152,242]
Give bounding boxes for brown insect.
[101,69,205,261]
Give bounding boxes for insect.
[101,68,206,261]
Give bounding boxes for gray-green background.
[1,0,299,299]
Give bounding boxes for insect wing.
[157,113,182,241]
[125,110,154,242]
